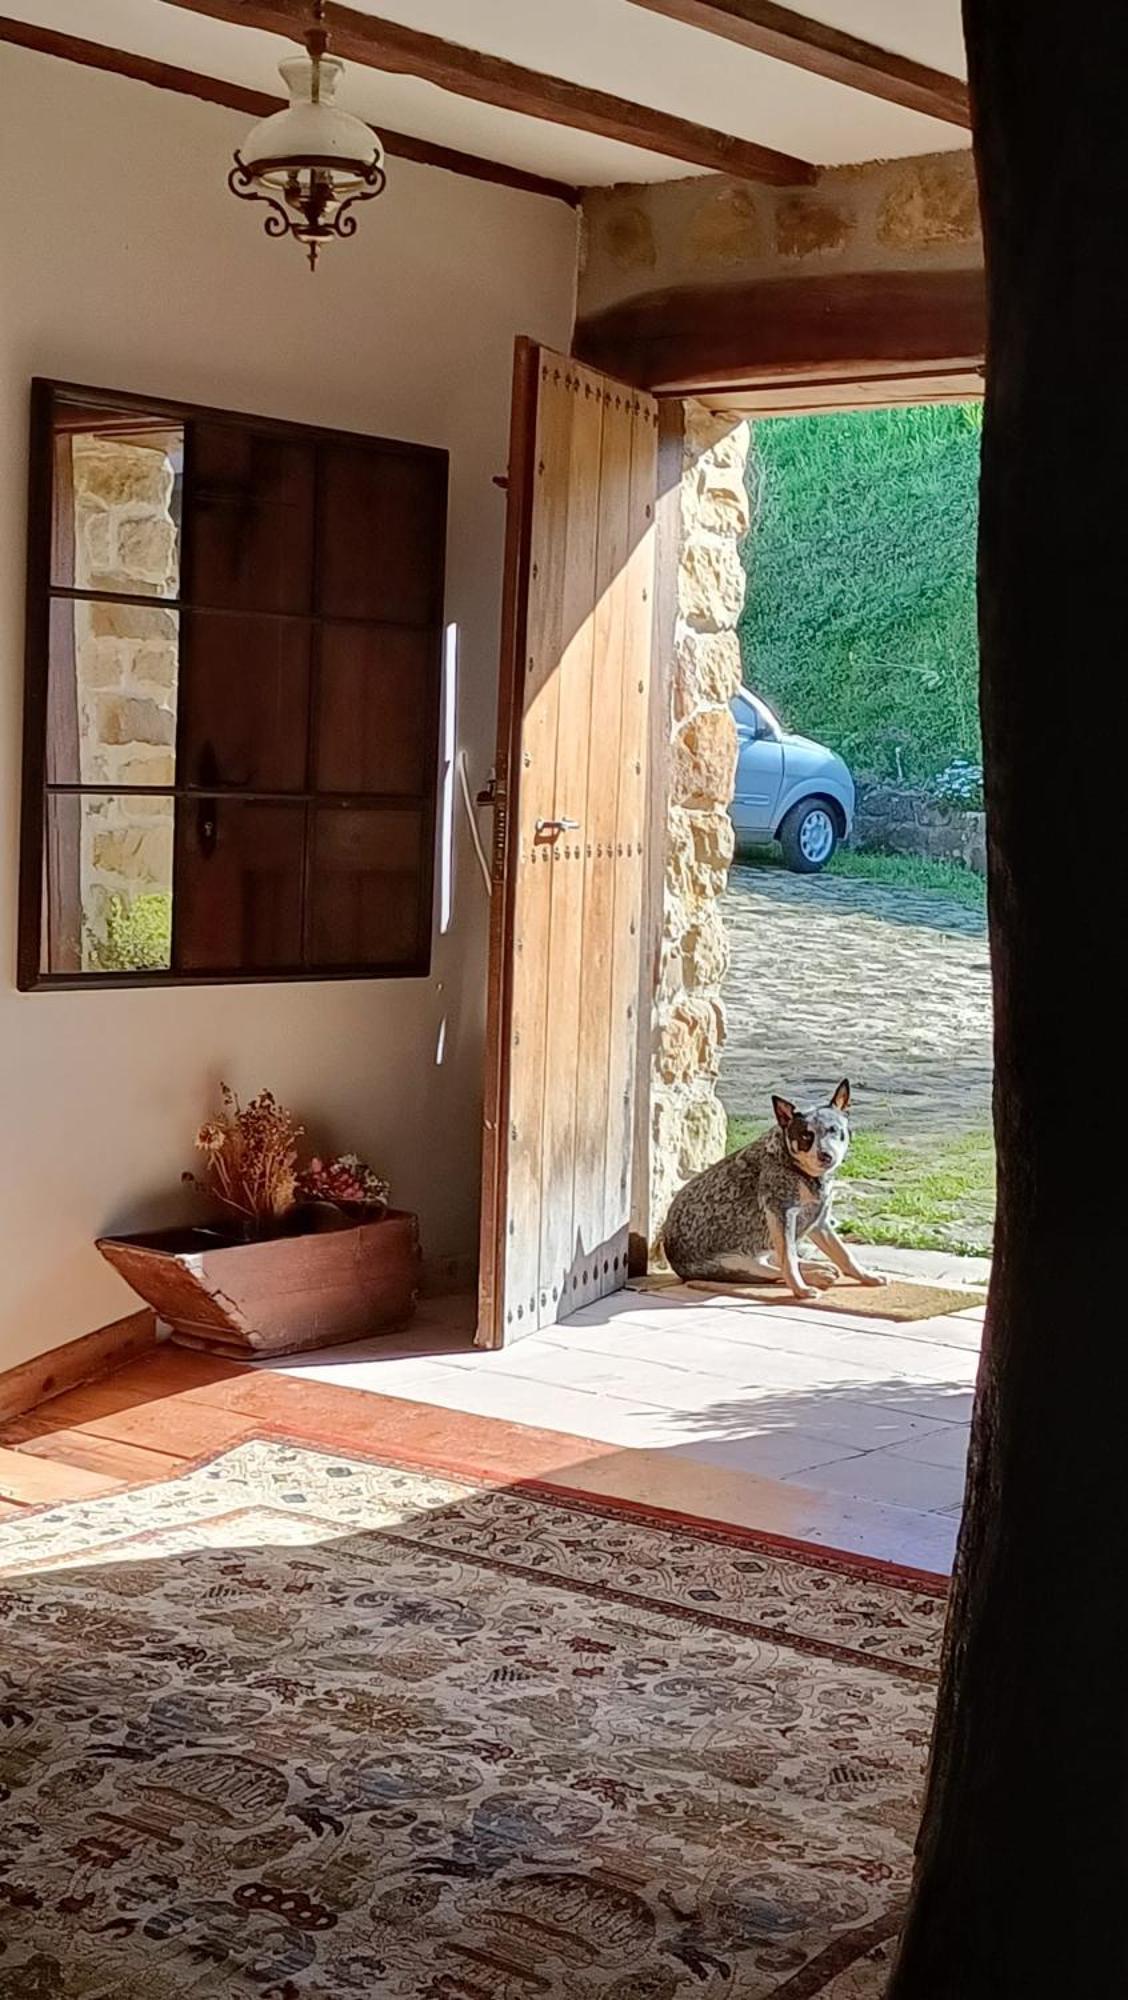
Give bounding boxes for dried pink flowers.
[300,1153,390,1214]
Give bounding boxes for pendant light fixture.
[228,0,386,269]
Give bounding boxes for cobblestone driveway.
[720,864,993,1144]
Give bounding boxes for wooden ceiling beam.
[625,0,970,129]
[157,0,816,185]
[0,14,579,205]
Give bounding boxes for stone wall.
[650,404,749,1249]
[854,781,987,876]
[69,433,179,970]
[579,150,982,320]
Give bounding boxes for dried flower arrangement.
[184,1085,391,1238]
[183,1086,302,1234]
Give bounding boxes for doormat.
[0,1436,946,1997]
[630,1272,983,1323]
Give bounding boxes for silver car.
[730,689,855,873]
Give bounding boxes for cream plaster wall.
[0,46,577,1367]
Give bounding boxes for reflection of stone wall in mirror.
[59,420,181,972]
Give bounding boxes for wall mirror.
[19,380,447,988]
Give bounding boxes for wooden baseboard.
[0,1309,157,1424]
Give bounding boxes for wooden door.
[478,342,659,1347]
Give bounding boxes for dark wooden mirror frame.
[18,379,448,991]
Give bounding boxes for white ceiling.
[7,0,970,186]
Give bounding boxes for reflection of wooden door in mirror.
[478,342,659,1348]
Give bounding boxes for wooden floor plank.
[0,1443,120,1504]
[63,1401,261,1461]
[15,1353,249,1430]
[0,1420,184,1484]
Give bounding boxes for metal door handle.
[536,817,581,835]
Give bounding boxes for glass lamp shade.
[230,53,386,267]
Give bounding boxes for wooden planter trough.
[97,1208,421,1360]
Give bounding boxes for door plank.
[536,366,606,1326]
[501,362,576,1339]
[570,387,635,1312]
[606,401,660,1266]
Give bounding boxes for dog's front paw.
[856,1270,888,1287]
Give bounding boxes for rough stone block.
[671,707,738,810]
[92,822,172,883]
[77,636,126,689]
[682,906,730,991]
[678,537,747,630]
[877,155,980,249]
[97,694,175,749]
[691,807,735,877]
[74,441,174,510]
[688,464,751,539]
[81,511,112,576]
[656,996,722,1085]
[115,515,178,584]
[775,195,853,259]
[673,630,743,716]
[132,642,178,691]
[677,1092,728,1180]
[687,184,764,267]
[90,602,178,642]
[118,751,176,786]
[601,202,657,271]
[683,403,750,469]
[655,1013,695,1089]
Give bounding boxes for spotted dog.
[661,1080,887,1302]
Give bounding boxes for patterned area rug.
[0,1440,944,1997]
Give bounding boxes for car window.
[733,691,760,736]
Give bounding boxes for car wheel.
[778,799,839,873]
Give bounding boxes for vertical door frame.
[477,338,540,1347]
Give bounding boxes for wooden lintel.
[574,268,987,396]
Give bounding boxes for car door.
[731,690,785,839]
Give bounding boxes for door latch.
[535,817,581,836]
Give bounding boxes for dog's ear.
[830,1078,851,1112]
[772,1095,796,1129]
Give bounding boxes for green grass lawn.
[740,843,987,911]
[726,1118,996,1257]
[824,848,986,910]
